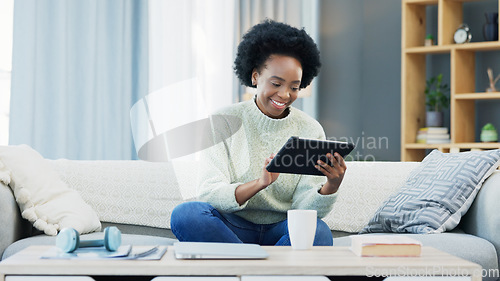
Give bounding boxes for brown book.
[350,235,422,257]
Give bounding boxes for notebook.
[173,242,269,260]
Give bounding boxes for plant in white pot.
[425,73,450,127]
[480,123,498,142]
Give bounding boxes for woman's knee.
[170,201,213,230]
[314,219,333,246]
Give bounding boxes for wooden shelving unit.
[401,0,500,161]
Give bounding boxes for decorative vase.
[480,130,498,142]
[426,111,444,127]
[480,123,498,142]
[483,12,498,41]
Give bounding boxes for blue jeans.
[170,201,333,246]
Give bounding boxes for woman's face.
[252,55,302,119]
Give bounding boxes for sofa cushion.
[323,161,420,232]
[361,149,500,234]
[100,222,178,240]
[0,145,101,236]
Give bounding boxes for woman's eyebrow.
[270,76,301,84]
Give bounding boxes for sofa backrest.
[49,160,422,233]
[49,159,188,231]
[323,161,420,233]
[461,170,500,268]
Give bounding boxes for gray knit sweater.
[197,99,337,224]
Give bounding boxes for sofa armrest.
[0,182,31,259]
[461,170,500,266]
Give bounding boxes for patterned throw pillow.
[361,149,500,234]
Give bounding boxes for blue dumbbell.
[56,226,121,253]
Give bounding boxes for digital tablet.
[266,136,355,176]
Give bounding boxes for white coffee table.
[0,246,483,281]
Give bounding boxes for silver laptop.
[173,242,269,260]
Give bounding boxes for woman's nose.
[277,88,290,99]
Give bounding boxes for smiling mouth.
[271,99,287,109]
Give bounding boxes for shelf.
[402,0,483,4]
[405,46,451,54]
[454,41,500,51]
[455,92,500,99]
[456,142,500,149]
[444,0,488,2]
[401,0,500,161]
[405,41,500,54]
[405,143,453,149]
[404,0,438,4]
[405,142,500,149]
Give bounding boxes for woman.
[170,20,346,246]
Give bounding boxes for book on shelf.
[416,127,450,144]
[425,139,451,144]
[416,134,451,143]
[350,235,422,257]
[418,127,448,134]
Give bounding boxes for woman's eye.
[271,82,281,87]
[292,87,299,91]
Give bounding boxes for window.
[0,0,13,145]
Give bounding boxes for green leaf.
[482,123,496,131]
[424,74,450,111]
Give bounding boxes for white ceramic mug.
[287,209,317,250]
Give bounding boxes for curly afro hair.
[234,19,321,89]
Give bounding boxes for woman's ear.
[251,68,259,86]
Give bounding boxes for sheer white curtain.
[148,0,235,131]
[11,0,148,160]
[129,0,237,199]
[131,0,236,161]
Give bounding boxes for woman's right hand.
[235,154,280,205]
[257,153,280,188]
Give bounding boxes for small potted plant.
[425,34,434,46]
[425,73,450,127]
[480,123,498,142]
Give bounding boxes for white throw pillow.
[322,161,420,233]
[0,145,101,236]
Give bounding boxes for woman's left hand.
[315,152,347,195]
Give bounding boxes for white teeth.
[272,100,285,106]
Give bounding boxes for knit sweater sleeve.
[290,129,338,218]
[291,175,337,218]
[196,115,248,213]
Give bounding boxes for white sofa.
[1,159,499,278]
